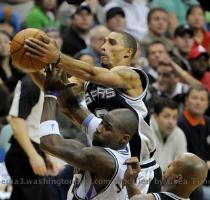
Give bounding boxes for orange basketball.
[10,28,48,72]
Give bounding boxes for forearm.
[9,117,38,158]
[173,63,202,87]
[126,184,141,199]
[60,105,89,130]
[57,54,95,80]
[40,135,86,168]
[41,97,57,122]
[58,88,90,129]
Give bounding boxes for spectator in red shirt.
[188,45,210,91]
[186,5,210,54]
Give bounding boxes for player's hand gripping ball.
[10,28,48,72]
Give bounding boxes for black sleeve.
[9,75,40,119]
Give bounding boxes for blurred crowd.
[0,0,210,200]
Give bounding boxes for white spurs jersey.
[67,148,130,200]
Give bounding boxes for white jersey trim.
[153,192,190,200]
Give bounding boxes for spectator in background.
[75,25,110,66]
[103,0,149,42]
[150,0,199,35]
[24,0,60,30]
[105,7,126,32]
[143,41,169,84]
[186,5,210,54]
[145,58,202,117]
[0,7,20,36]
[130,42,148,69]
[0,84,10,129]
[44,26,63,49]
[142,7,173,53]
[0,30,24,92]
[172,24,194,72]
[62,4,93,56]
[150,98,187,172]
[188,45,210,91]
[0,0,34,25]
[178,85,210,200]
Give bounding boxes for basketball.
[10,28,48,72]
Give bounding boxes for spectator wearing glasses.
[145,59,202,117]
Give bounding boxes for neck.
[194,29,204,43]
[189,111,203,121]
[149,31,162,38]
[72,25,89,37]
[118,60,130,67]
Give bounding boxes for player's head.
[92,108,138,150]
[100,31,137,68]
[163,153,208,196]
[44,27,63,50]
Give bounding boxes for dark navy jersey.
[153,192,190,200]
[84,68,157,166]
[84,68,148,118]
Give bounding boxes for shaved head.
[92,108,138,150]
[164,153,208,197]
[177,153,208,188]
[109,108,138,137]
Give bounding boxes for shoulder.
[21,75,39,92]
[111,66,139,78]
[26,6,43,16]
[204,116,210,123]
[83,146,115,161]
[130,194,155,200]
[173,126,186,138]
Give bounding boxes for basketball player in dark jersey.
[24,31,161,193]
[123,154,208,200]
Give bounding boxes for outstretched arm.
[24,37,141,90]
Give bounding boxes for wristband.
[44,91,59,100]
[39,120,60,137]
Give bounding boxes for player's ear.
[120,134,130,145]
[124,48,133,59]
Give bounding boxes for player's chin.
[92,137,104,147]
[101,62,112,69]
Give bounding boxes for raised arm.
[39,68,115,176]
[40,94,115,177]
[123,157,155,200]
[24,37,141,90]
[169,59,202,88]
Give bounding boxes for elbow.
[40,135,60,153]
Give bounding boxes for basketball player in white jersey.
[38,67,140,199]
[25,31,161,193]
[123,154,208,200]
